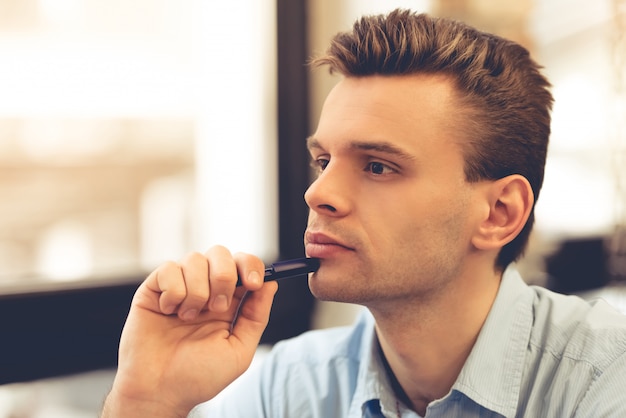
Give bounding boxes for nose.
[304,164,352,217]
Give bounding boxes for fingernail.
[211,295,229,312]
[181,309,198,321]
[248,270,261,285]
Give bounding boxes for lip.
[304,231,355,258]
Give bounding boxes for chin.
[308,273,342,301]
[308,257,374,300]
[308,273,366,304]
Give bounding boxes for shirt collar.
[350,266,535,417]
[451,265,535,417]
[349,310,401,417]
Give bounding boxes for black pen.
[236,257,321,287]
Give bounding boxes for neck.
[369,264,502,416]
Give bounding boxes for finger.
[177,252,210,321]
[144,261,187,315]
[205,245,238,313]
[233,252,265,291]
[230,281,278,348]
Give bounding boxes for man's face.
[304,74,487,305]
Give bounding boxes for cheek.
[360,194,427,256]
[357,178,474,250]
[371,189,472,253]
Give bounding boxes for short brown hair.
[311,9,553,270]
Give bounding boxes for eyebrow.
[306,136,416,162]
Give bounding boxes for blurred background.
[0,0,624,416]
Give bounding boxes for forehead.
[311,74,463,155]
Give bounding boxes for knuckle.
[156,262,186,296]
[206,244,231,258]
[160,260,180,273]
[184,251,206,265]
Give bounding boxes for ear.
[471,175,534,251]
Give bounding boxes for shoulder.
[530,285,626,369]
[524,286,626,412]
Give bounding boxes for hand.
[102,246,278,418]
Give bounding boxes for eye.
[311,157,329,173]
[365,161,395,175]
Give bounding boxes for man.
[102,10,626,417]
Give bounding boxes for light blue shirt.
[190,266,626,417]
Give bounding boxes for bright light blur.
[530,0,621,242]
[36,219,93,281]
[192,0,278,257]
[0,0,277,285]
